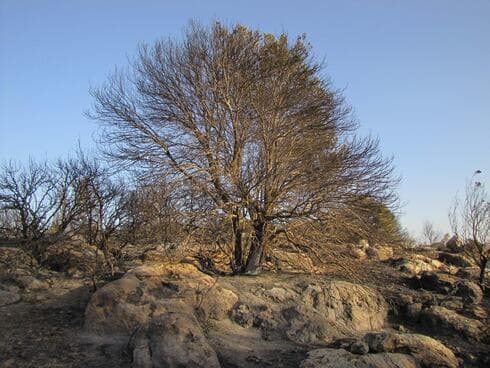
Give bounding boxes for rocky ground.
[0,242,489,367]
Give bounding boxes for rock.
[128,306,220,368]
[454,280,482,304]
[141,245,169,263]
[415,272,482,304]
[348,246,366,259]
[366,246,393,261]
[231,303,254,328]
[438,252,472,267]
[358,239,370,249]
[393,254,448,275]
[363,332,459,368]
[271,248,317,272]
[446,234,463,252]
[465,304,487,320]
[0,247,38,279]
[299,281,387,332]
[420,305,483,340]
[300,348,418,368]
[440,297,464,310]
[0,289,21,306]
[43,242,100,276]
[350,340,370,355]
[85,263,238,336]
[405,302,422,322]
[417,271,459,293]
[456,266,479,278]
[280,281,387,345]
[14,275,50,291]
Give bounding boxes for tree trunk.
[244,221,266,274]
[479,257,488,287]
[232,214,243,273]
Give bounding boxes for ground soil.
[0,276,131,368]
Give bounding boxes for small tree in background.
[421,220,441,246]
[449,173,489,287]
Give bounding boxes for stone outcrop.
[420,305,484,340]
[129,306,221,368]
[269,248,317,273]
[445,234,463,252]
[302,332,458,368]
[414,271,482,304]
[300,348,418,368]
[391,254,454,275]
[84,263,238,336]
[438,252,472,268]
[366,246,393,261]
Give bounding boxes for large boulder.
[86,262,388,350]
[446,234,463,253]
[300,348,418,368]
[454,280,483,304]
[420,305,484,340]
[363,332,459,368]
[223,278,388,345]
[417,271,459,293]
[84,263,238,336]
[438,252,472,268]
[366,246,394,261]
[128,306,220,368]
[392,254,453,275]
[415,272,482,304]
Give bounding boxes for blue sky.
[1,0,489,238]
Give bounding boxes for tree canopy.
[90,22,399,273]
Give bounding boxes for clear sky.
[1,0,489,238]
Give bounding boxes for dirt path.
[0,279,131,368]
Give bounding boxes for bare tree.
[71,154,128,277]
[449,175,490,287]
[90,22,399,273]
[421,220,441,246]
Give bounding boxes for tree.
[90,21,398,274]
[71,154,128,277]
[449,176,489,287]
[421,220,441,246]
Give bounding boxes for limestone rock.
[393,254,448,275]
[417,271,459,293]
[129,307,220,368]
[300,348,418,368]
[0,289,21,306]
[438,252,472,267]
[84,263,238,336]
[363,332,458,368]
[14,275,50,291]
[454,280,482,304]
[348,246,366,259]
[366,246,393,261]
[271,248,317,273]
[420,305,483,340]
[446,234,463,252]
